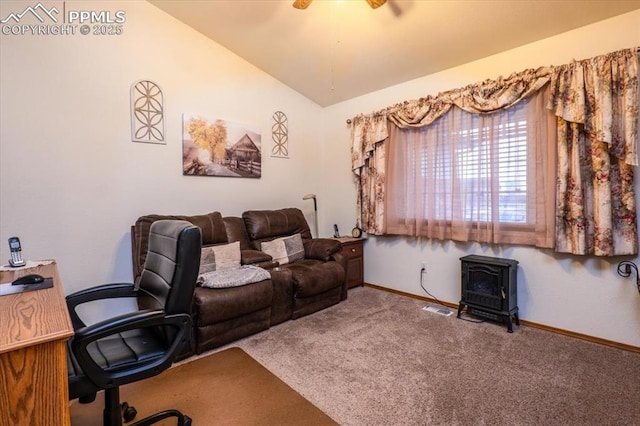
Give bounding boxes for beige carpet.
[71,287,640,425]
[69,347,337,425]
[229,286,640,425]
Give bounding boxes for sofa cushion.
[187,212,228,245]
[242,208,313,249]
[199,241,241,273]
[261,233,305,265]
[223,216,252,250]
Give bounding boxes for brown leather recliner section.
[242,208,348,319]
[194,279,272,350]
[131,211,277,356]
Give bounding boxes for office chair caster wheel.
[121,402,137,423]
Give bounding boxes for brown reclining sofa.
[131,208,347,357]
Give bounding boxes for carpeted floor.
[69,347,337,425]
[71,286,640,425]
[226,286,640,426]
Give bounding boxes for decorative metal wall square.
[131,80,165,144]
[271,111,289,158]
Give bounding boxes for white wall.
[323,10,640,347]
[0,1,324,318]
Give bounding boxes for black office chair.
[66,220,201,426]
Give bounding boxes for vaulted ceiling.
[149,0,640,106]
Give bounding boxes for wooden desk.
[0,262,73,426]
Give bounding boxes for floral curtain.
[549,49,638,255]
[351,113,388,234]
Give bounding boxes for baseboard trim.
[362,283,640,354]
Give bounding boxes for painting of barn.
[182,114,261,178]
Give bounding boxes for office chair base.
[104,387,190,426]
[121,402,137,423]
[131,410,192,426]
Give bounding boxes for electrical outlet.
[421,261,428,271]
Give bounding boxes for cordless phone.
[8,237,26,267]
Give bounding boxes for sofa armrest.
[330,251,349,301]
[303,238,342,261]
[241,249,273,265]
[256,260,280,269]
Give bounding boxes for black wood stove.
[457,255,519,332]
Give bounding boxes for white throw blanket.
[198,265,271,289]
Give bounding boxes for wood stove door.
[462,263,505,311]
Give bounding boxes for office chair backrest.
[137,220,201,320]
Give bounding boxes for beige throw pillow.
[199,241,241,273]
[261,233,304,265]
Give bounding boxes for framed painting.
[182,115,262,178]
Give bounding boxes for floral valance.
[351,48,639,172]
[441,66,552,114]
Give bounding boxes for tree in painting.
[185,118,227,163]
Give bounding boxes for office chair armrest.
[66,283,138,329]
[71,310,192,389]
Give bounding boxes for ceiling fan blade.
[293,0,313,9]
[365,0,387,9]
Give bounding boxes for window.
[453,110,528,224]
[385,89,555,247]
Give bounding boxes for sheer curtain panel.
[385,89,556,247]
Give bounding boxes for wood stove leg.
[514,311,520,326]
[505,315,513,333]
[456,303,466,318]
